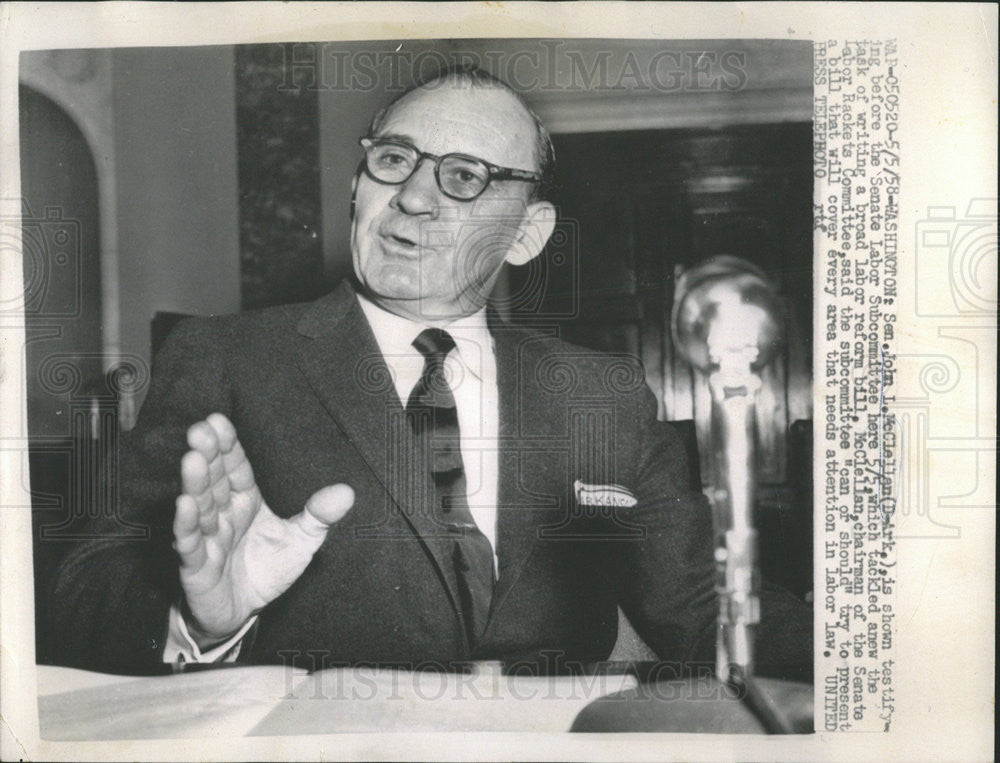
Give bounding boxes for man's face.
[351,83,549,323]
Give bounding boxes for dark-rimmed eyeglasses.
[359,137,542,201]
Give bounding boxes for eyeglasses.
[359,137,542,201]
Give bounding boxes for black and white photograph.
[1,3,995,761]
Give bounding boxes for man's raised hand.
[172,413,354,647]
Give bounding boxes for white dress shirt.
[163,292,500,663]
[356,292,500,570]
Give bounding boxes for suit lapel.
[293,281,465,632]
[489,318,567,617]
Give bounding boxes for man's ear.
[349,173,359,222]
[505,200,557,266]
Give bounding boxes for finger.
[228,487,354,614]
[189,418,233,511]
[209,462,231,509]
[183,457,214,518]
[205,447,227,503]
[218,437,255,494]
[206,413,257,494]
[188,425,226,509]
[205,412,237,452]
[203,414,233,498]
[295,484,355,537]
[187,420,221,461]
[203,414,249,507]
[273,485,354,571]
[180,449,211,499]
[173,495,208,572]
[224,454,256,496]
[181,450,220,534]
[199,502,220,536]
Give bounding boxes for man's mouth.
[379,229,426,255]
[388,233,417,247]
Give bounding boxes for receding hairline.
[376,86,536,155]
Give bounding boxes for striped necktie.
[407,328,494,646]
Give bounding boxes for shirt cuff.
[163,604,258,663]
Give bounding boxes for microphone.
[671,255,784,683]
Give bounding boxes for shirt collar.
[355,291,491,381]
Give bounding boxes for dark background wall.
[235,44,325,310]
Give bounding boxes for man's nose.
[390,159,440,217]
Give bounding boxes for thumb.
[292,483,355,538]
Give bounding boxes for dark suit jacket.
[49,280,810,677]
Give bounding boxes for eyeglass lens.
[366,142,490,200]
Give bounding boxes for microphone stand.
[672,257,795,734]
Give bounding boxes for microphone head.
[672,256,784,374]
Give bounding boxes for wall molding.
[531,86,813,134]
[20,50,120,373]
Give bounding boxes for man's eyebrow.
[372,132,419,146]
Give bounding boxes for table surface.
[36,662,813,739]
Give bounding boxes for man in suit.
[50,67,810,677]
